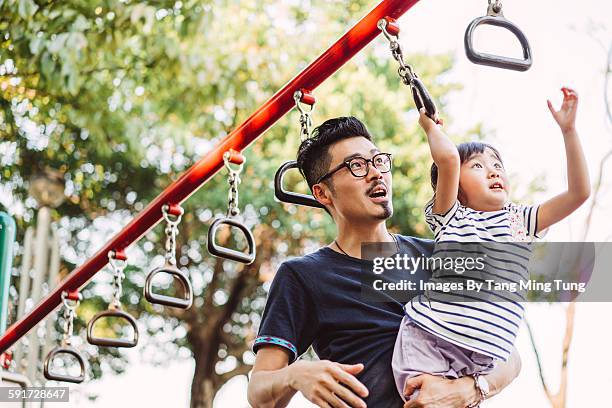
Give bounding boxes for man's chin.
[374,202,393,219]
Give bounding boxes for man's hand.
[287,360,369,408]
[402,374,479,408]
[547,87,578,134]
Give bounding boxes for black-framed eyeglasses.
[316,152,393,184]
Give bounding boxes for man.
[247,116,521,407]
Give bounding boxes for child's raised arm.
[418,108,460,214]
[537,88,591,233]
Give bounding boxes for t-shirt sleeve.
[424,198,460,234]
[508,203,546,238]
[252,262,318,363]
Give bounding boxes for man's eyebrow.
[341,149,380,162]
[342,152,364,162]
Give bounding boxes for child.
[392,87,590,404]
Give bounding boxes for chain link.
[162,205,182,266]
[108,252,126,310]
[223,152,243,217]
[487,0,503,15]
[294,90,315,141]
[378,20,417,87]
[60,292,80,346]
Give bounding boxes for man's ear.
[312,184,332,207]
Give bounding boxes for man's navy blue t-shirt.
[253,235,434,407]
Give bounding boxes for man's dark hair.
[296,116,372,191]
[430,141,503,191]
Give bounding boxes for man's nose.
[367,163,384,180]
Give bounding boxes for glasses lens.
[373,154,391,172]
[348,158,368,177]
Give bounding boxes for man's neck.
[332,221,394,258]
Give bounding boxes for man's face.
[314,136,393,222]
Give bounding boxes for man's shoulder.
[395,234,434,253]
[280,247,331,272]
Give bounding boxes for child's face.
[458,148,509,211]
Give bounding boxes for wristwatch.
[466,373,490,408]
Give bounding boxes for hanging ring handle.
[44,290,87,383]
[207,217,256,264]
[86,309,139,348]
[377,17,439,122]
[144,204,194,309]
[274,161,325,209]
[43,346,86,383]
[464,2,532,71]
[144,266,193,309]
[86,251,139,348]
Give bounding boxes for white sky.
[30,0,612,407]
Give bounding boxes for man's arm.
[248,346,369,408]
[402,346,522,408]
[482,345,522,399]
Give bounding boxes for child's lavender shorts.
[392,315,497,402]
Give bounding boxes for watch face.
[478,376,490,395]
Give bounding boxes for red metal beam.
[0,0,421,353]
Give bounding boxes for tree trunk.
[190,334,219,408]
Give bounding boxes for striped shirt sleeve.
[509,203,546,238]
[425,198,460,234]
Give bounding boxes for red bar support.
[0,0,421,353]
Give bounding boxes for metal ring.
[144,266,193,309]
[107,250,127,271]
[274,161,325,209]
[207,217,256,264]
[223,151,244,174]
[43,346,86,383]
[86,309,139,348]
[162,204,184,225]
[377,18,400,43]
[293,90,315,115]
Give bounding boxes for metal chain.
[60,291,80,346]
[223,152,243,217]
[487,0,503,16]
[294,90,315,141]
[377,20,417,87]
[108,252,126,310]
[162,205,182,266]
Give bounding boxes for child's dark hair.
[430,141,503,191]
[296,116,372,191]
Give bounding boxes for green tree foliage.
[1,0,471,406]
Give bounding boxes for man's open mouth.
[368,185,388,199]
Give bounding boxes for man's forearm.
[483,346,522,399]
[248,366,297,408]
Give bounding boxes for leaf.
[47,33,69,53]
[71,15,91,32]
[40,52,54,81]
[29,37,44,54]
[17,0,38,19]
